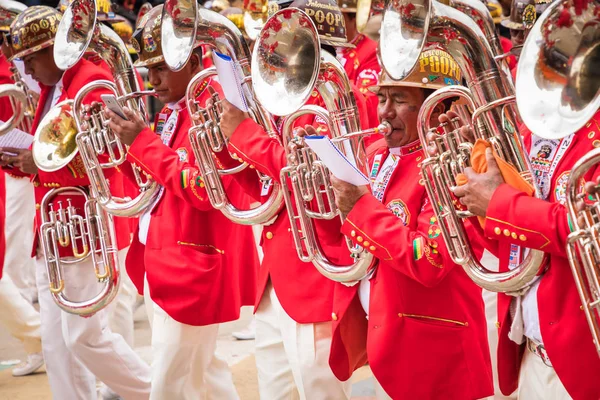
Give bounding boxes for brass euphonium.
[39,186,120,316]
[160,0,285,225]
[50,0,160,217]
[515,0,600,140]
[380,0,547,292]
[0,0,37,135]
[252,8,390,283]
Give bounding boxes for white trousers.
[0,273,41,354]
[36,251,151,400]
[143,276,240,400]
[4,174,37,302]
[517,349,572,400]
[106,248,138,346]
[255,282,352,400]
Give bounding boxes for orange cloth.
[456,139,534,228]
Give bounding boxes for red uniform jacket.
[337,34,381,139]
[0,55,13,123]
[226,87,372,324]
[124,81,259,326]
[329,140,494,400]
[29,59,130,257]
[485,111,600,399]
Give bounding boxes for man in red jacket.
[451,68,600,400]
[2,6,151,399]
[329,49,494,399]
[105,5,259,398]
[218,0,380,397]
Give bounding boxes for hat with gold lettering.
[289,0,354,48]
[369,49,462,93]
[131,4,163,67]
[9,6,62,61]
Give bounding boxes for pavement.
[0,303,378,399]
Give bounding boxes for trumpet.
[380,0,547,292]
[38,185,120,316]
[252,8,388,283]
[161,0,285,225]
[50,0,160,217]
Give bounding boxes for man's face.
[510,28,527,51]
[377,86,425,148]
[147,54,200,104]
[22,46,63,86]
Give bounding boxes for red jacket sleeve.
[341,193,458,287]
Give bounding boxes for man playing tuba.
[105,5,260,399]
[1,6,151,400]
[329,51,495,400]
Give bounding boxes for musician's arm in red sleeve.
[341,193,458,287]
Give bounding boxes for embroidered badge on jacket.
[386,199,411,226]
[176,147,188,162]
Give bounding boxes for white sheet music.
[304,136,369,186]
[212,51,249,112]
[0,124,33,150]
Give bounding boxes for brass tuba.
[515,0,600,140]
[160,0,285,225]
[380,0,547,292]
[252,8,390,283]
[0,0,37,135]
[35,110,120,316]
[50,0,160,217]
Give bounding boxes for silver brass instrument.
[515,0,600,140]
[380,0,547,292]
[0,0,37,134]
[52,0,160,217]
[39,186,120,316]
[161,0,285,225]
[566,149,600,356]
[253,8,390,283]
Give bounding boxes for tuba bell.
[51,0,160,217]
[160,0,285,225]
[380,0,547,292]
[252,8,390,283]
[515,0,600,140]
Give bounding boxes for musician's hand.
[425,111,474,156]
[220,99,250,140]
[105,106,147,146]
[293,125,318,138]
[452,148,504,217]
[0,147,38,174]
[331,175,369,215]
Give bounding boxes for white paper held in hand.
[212,51,249,112]
[304,136,370,186]
[0,123,33,152]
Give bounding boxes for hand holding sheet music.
[212,51,249,112]
[303,136,369,186]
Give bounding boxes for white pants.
[143,277,240,400]
[255,282,352,400]
[479,250,518,400]
[0,273,41,354]
[517,349,572,399]
[36,252,151,400]
[106,248,138,346]
[4,174,37,302]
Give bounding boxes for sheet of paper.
[0,124,33,151]
[212,51,249,112]
[304,136,369,186]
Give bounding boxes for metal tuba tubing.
[566,148,600,356]
[186,68,285,225]
[72,80,160,216]
[0,84,26,135]
[39,187,120,316]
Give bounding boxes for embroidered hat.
[369,49,462,93]
[9,6,62,61]
[500,0,537,30]
[132,4,163,67]
[288,0,355,48]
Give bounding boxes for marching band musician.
[218,0,380,397]
[337,0,381,136]
[450,94,600,398]
[105,5,259,399]
[2,6,151,399]
[328,51,495,400]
